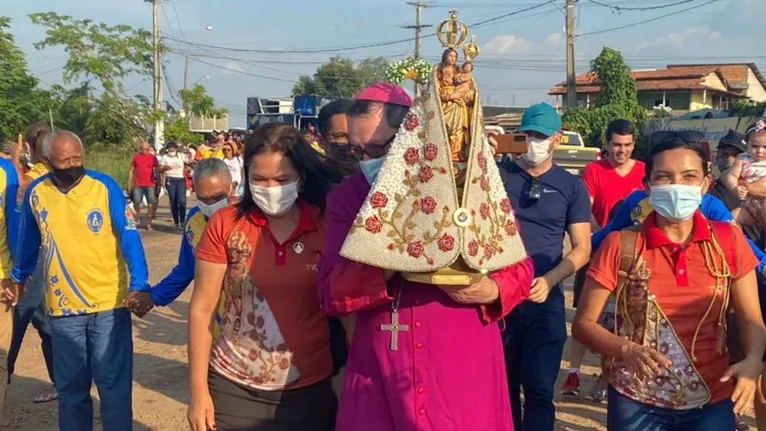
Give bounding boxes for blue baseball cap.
[518,103,562,137]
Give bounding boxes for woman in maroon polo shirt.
[573,136,766,430]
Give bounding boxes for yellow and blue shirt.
[0,159,20,279]
[12,170,150,316]
[27,162,49,180]
[151,206,225,336]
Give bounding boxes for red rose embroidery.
[421,197,437,214]
[500,198,512,214]
[419,165,434,183]
[404,112,420,131]
[407,241,425,258]
[424,143,438,161]
[278,357,290,370]
[479,178,489,191]
[478,153,486,169]
[404,147,420,166]
[365,216,383,234]
[479,203,490,220]
[370,191,389,209]
[505,220,518,236]
[483,244,494,259]
[438,234,455,252]
[468,240,479,256]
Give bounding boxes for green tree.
[292,56,390,98]
[29,12,159,144]
[562,47,646,147]
[0,16,50,140]
[178,83,227,122]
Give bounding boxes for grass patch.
[86,146,133,188]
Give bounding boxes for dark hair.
[235,123,343,219]
[605,119,635,142]
[317,99,353,140]
[646,130,709,178]
[25,122,51,151]
[347,100,409,130]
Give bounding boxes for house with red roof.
[548,63,766,113]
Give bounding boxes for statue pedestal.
[402,257,485,286]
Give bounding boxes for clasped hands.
[124,291,154,318]
[0,279,24,306]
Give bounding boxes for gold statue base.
[402,256,485,286]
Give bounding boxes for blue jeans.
[8,255,54,384]
[607,386,735,430]
[503,286,568,431]
[166,177,187,225]
[50,308,133,431]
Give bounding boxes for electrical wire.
[171,1,187,42]
[577,0,720,36]
[585,0,697,12]
[164,0,556,54]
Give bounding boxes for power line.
[585,0,696,12]
[164,0,555,54]
[577,0,720,37]
[170,1,187,42]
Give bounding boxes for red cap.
[356,82,413,108]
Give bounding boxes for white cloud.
[482,34,533,55]
[546,32,564,47]
[634,26,722,54]
[221,61,246,75]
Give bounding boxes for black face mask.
[51,165,86,189]
[326,143,358,175]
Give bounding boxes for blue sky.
[2,0,762,127]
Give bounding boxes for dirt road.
[1,204,755,430]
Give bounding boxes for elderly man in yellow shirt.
[10,130,150,431]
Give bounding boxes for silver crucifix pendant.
[380,310,410,351]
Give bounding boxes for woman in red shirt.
[573,135,766,430]
[187,123,343,431]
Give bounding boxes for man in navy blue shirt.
[499,103,592,431]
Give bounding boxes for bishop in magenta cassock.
[319,83,534,431]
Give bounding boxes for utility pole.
[565,0,577,111]
[404,1,431,96]
[151,0,164,150]
[183,55,190,90]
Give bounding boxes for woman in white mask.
[573,136,766,431]
[187,123,343,431]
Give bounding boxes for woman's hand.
[620,343,672,381]
[721,355,762,415]
[187,388,216,431]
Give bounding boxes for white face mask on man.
[522,137,553,166]
[198,198,229,218]
[250,181,300,216]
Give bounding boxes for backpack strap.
[707,221,738,277]
[617,225,642,289]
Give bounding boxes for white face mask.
[522,137,553,166]
[250,181,299,216]
[198,198,229,218]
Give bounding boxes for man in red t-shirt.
[128,141,159,230]
[561,119,645,397]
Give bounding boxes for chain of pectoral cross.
[380,286,409,351]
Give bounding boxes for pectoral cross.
[380,310,409,351]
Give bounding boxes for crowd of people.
[0,81,766,431]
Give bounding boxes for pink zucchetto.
[355,82,413,108]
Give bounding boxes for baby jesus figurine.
[451,62,475,102]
